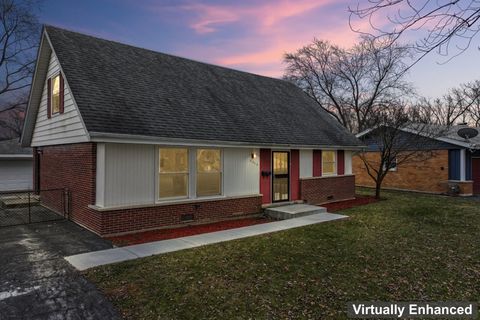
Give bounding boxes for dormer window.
[47,73,64,118]
[51,75,60,114]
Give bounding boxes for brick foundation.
[299,175,355,205]
[447,180,473,196]
[98,196,262,236]
[37,143,262,236]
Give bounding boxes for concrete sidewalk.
[65,212,348,271]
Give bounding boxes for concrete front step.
[265,204,327,220]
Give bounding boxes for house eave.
[89,131,366,150]
[0,154,33,159]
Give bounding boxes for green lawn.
[86,189,480,319]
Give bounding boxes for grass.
[86,189,480,319]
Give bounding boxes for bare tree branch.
[0,0,41,112]
[283,36,414,133]
[349,0,480,64]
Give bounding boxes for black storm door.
[272,151,289,202]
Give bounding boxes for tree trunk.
[375,180,382,199]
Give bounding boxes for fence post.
[28,192,31,224]
[63,188,69,219]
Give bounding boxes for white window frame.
[383,157,398,172]
[157,147,190,201]
[50,73,61,115]
[195,148,224,198]
[322,150,337,176]
[155,146,224,203]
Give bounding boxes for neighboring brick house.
[353,125,480,196]
[21,26,363,236]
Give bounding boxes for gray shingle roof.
[360,127,460,151]
[44,26,362,148]
[0,138,32,155]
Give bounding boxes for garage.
[0,139,33,191]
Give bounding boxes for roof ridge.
[44,24,292,84]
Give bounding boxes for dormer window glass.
[51,74,61,114]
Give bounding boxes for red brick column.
[260,149,271,204]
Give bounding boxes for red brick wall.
[38,143,262,236]
[38,143,102,232]
[299,175,355,205]
[100,196,262,236]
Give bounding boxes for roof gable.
[21,29,89,147]
[25,26,362,148]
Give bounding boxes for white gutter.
[89,132,366,150]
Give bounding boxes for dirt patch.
[322,195,378,212]
[107,217,272,246]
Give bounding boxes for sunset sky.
[39,0,479,98]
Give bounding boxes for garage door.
[0,159,33,191]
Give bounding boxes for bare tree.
[417,81,480,125]
[356,102,445,199]
[349,0,480,63]
[0,0,40,113]
[284,36,414,133]
[465,80,480,125]
[0,107,24,139]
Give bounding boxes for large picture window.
[159,148,189,199]
[196,149,222,197]
[322,151,336,176]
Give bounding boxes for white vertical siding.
[31,51,88,146]
[98,145,261,208]
[300,149,313,178]
[223,148,260,196]
[103,143,155,207]
[96,143,106,207]
[344,151,353,175]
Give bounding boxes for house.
[21,26,363,236]
[353,125,480,196]
[0,138,33,191]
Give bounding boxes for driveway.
[0,220,120,319]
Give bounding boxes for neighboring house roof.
[0,138,32,158]
[22,26,363,149]
[357,124,480,150]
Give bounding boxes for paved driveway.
[0,220,120,319]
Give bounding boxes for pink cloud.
[150,0,368,78]
[183,0,334,34]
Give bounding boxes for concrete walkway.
[66,212,348,271]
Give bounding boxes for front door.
[472,158,480,194]
[272,151,289,202]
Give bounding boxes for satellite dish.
[457,127,478,140]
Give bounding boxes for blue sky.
[39,0,479,98]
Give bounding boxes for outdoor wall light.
[251,151,257,159]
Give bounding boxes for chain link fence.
[0,189,69,227]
